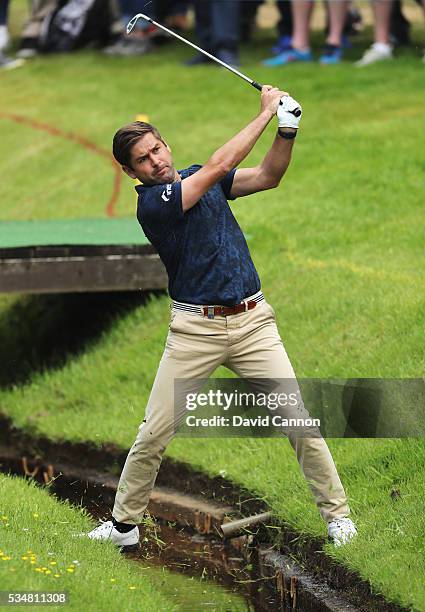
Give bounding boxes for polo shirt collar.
[134,172,184,194]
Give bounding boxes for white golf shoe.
[87,520,140,551]
[327,517,357,547]
[355,43,393,67]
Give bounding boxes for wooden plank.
[0,243,157,260]
[0,253,167,294]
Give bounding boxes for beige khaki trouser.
[113,295,350,524]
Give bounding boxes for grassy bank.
[0,474,248,611]
[0,473,173,611]
[1,297,424,609]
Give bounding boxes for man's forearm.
[208,109,274,173]
[260,129,296,185]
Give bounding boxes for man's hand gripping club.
[260,85,302,132]
[180,85,302,210]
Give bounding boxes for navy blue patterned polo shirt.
[135,164,261,306]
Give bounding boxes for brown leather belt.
[202,300,257,318]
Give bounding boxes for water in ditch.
[93,512,277,611]
[134,560,251,611]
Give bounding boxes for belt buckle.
[207,306,215,319]
[220,306,226,317]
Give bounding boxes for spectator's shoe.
[320,44,343,65]
[16,38,38,59]
[271,35,292,55]
[263,47,312,66]
[355,42,393,67]
[184,53,213,66]
[216,49,240,68]
[327,518,357,547]
[0,53,25,70]
[87,521,140,552]
[103,38,151,56]
[390,2,411,47]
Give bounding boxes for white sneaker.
[0,53,25,71]
[102,37,151,56]
[355,43,393,67]
[87,520,140,550]
[16,47,38,59]
[327,517,357,546]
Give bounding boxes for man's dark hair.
[112,122,165,168]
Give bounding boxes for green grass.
[0,474,246,612]
[0,474,248,611]
[1,2,425,610]
[0,473,173,612]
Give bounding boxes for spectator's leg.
[194,0,212,51]
[240,0,261,43]
[373,0,393,44]
[390,0,411,46]
[291,0,314,50]
[263,0,313,65]
[269,0,292,54]
[0,0,10,25]
[277,0,293,37]
[355,0,394,65]
[319,0,349,63]
[211,0,240,65]
[326,0,349,45]
[185,0,214,65]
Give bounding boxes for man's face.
[123,133,176,185]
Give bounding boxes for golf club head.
[126,13,149,35]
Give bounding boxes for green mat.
[0,218,149,248]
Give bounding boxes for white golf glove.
[277,95,302,130]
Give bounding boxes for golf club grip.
[252,81,286,107]
[251,81,263,92]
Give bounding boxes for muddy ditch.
[0,414,409,612]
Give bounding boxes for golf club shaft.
[126,13,263,92]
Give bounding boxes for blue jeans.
[193,0,240,54]
[0,0,10,26]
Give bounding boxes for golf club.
[126,12,300,116]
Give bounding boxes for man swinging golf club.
[87,85,357,549]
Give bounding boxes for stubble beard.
[151,164,176,185]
